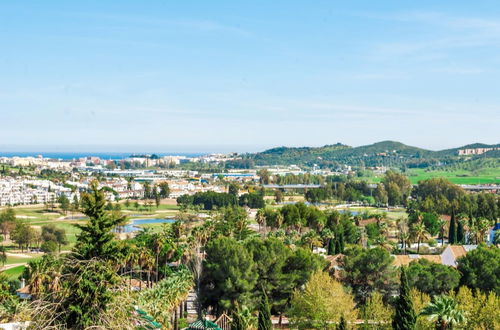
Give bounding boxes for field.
[2,265,25,279]
[405,168,500,184]
[365,167,500,185]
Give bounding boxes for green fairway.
[4,255,40,265]
[1,265,25,279]
[406,168,500,184]
[364,167,500,185]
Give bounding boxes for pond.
[118,218,176,233]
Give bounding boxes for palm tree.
[475,217,491,244]
[275,212,284,230]
[301,231,322,251]
[410,224,429,254]
[373,236,393,251]
[397,217,410,254]
[437,219,446,246]
[378,222,389,238]
[0,246,6,266]
[420,296,465,330]
[152,234,165,282]
[321,228,334,250]
[255,209,266,234]
[411,210,423,225]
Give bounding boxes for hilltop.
[228,141,500,168]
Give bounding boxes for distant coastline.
[0,152,206,160]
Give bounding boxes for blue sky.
[1,1,499,152]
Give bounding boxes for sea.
[0,152,205,160]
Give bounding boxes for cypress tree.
[337,315,347,330]
[258,291,272,330]
[231,311,244,330]
[448,211,457,245]
[328,238,336,255]
[338,229,345,253]
[335,238,341,255]
[392,267,416,330]
[457,219,464,244]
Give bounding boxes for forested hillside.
[227,141,500,169]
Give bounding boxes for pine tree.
[258,291,272,330]
[448,211,457,245]
[392,267,416,330]
[457,219,464,244]
[337,315,347,330]
[74,181,126,261]
[328,238,336,255]
[38,181,123,328]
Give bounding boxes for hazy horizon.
[1,139,499,155]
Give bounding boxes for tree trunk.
[156,253,159,283]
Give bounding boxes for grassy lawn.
[406,168,500,184]
[363,167,500,185]
[134,222,173,232]
[4,254,42,265]
[1,265,25,279]
[120,203,179,212]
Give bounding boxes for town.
[0,144,499,329]
[1,1,500,329]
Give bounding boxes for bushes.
[406,259,460,296]
[177,191,237,210]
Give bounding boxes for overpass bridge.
[459,184,500,191]
[263,184,321,189]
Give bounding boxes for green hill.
[228,141,500,169]
[435,143,500,157]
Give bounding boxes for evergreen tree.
[74,181,126,261]
[457,219,464,244]
[258,291,272,330]
[335,238,342,255]
[328,238,336,255]
[338,229,345,253]
[392,267,416,330]
[448,211,457,244]
[231,309,244,330]
[34,181,123,328]
[337,315,347,330]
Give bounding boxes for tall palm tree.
[301,231,322,251]
[437,219,446,246]
[0,246,6,266]
[378,222,389,238]
[255,209,266,234]
[420,296,465,330]
[410,224,429,254]
[474,217,491,244]
[373,236,393,251]
[397,217,410,254]
[152,234,165,282]
[275,212,284,230]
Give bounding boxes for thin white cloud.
[60,11,254,37]
[360,10,500,63]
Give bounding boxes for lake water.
[119,218,176,233]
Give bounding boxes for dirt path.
[6,252,33,258]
